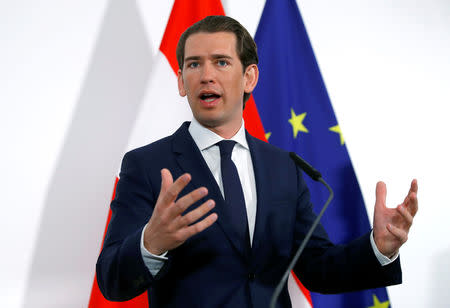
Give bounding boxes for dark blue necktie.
[217,140,250,247]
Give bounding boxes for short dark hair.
[176,15,258,104]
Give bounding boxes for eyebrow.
[211,54,233,60]
[184,54,233,62]
[184,56,201,62]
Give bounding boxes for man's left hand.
[373,179,418,258]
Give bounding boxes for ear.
[177,69,187,97]
[243,64,259,94]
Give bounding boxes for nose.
[200,62,215,84]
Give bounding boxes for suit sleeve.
[96,151,170,301]
[292,166,402,294]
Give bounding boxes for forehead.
[184,31,238,58]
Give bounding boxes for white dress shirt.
[187,117,257,242]
[140,118,396,276]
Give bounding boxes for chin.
[194,109,227,125]
[195,116,224,129]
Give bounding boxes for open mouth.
[200,93,221,103]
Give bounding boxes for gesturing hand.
[373,179,418,258]
[143,168,218,255]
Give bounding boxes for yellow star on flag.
[265,132,272,141]
[329,124,345,145]
[288,108,308,138]
[368,294,390,308]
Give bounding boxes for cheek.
[226,74,245,97]
[183,80,196,97]
[182,72,199,90]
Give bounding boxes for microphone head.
[289,152,322,181]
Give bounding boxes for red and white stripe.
[88,1,311,307]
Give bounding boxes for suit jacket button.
[248,273,255,280]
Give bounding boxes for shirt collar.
[188,117,249,151]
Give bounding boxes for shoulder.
[124,122,190,162]
[126,135,173,160]
[246,132,300,179]
[246,132,292,162]
[116,136,173,178]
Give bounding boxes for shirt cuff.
[140,223,168,276]
[370,230,399,266]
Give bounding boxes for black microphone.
[289,152,322,181]
[269,152,334,308]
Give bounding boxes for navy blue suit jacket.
[96,122,401,308]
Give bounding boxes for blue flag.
[253,0,391,307]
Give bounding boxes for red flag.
[88,1,296,307]
[160,0,266,140]
[88,1,227,307]
[88,179,149,308]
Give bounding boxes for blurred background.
[1,0,449,307]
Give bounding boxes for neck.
[197,118,243,139]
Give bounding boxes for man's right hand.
[143,168,218,255]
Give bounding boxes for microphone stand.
[269,153,334,308]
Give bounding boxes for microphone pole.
[269,152,334,308]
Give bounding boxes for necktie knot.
[217,140,236,158]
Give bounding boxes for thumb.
[375,181,387,210]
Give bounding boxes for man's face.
[178,31,258,135]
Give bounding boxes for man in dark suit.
[96,16,418,307]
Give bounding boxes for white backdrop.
[1,0,449,307]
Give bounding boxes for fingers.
[148,171,218,253]
[386,223,408,244]
[176,199,215,228]
[169,198,217,245]
[159,168,174,195]
[397,204,413,226]
[408,179,419,215]
[405,191,419,216]
[409,178,418,194]
[168,187,209,218]
[183,213,218,239]
[402,179,418,216]
[159,171,192,206]
[375,181,387,209]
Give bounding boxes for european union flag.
[253,0,391,307]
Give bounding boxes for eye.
[187,62,199,69]
[217,60,228,67]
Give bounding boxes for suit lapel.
[246,133,271,260]
[171,122,250,259]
